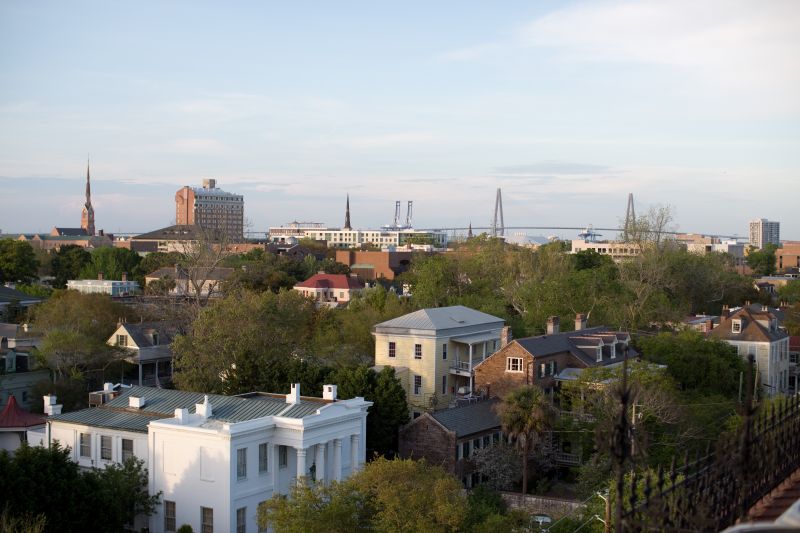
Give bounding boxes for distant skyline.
[1,1,798,238]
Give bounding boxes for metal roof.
[430,399,500,438]
[374,306,504,333]
[49,386,327,433]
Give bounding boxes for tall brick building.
[175,179,244,241]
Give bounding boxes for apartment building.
[749,219,780,249]
[176,179,244,241]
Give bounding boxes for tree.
[50,245,92,288]
[259,458,468,533]
[470,441,522,491]
[79,246,143,283]
[0,443,159,533]
[172,289,320,394]
[778,280,800,304]
[746,244,778,276]
[0,239,39,283]
[497,386,554,495]
[637,331,745,397]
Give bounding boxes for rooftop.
[374,305,505,333]
[429,399,500,438]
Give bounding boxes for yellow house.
[373,306,506,417]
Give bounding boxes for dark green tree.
[746,244,778,276]
[0,239,39,283]
[50,245,92,288]
[79,247,143,283]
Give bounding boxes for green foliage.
[0,443,159,533]
[746,244,778,276]
[79,247,143,283]
[637,331,745,397]
[0,239,39,283]
[329,365,409,456]
[13,283,53,298]
[498,386,554,495]
[470,441,522,491]
[259,458,470,533]
[463,484,508,530]
[49,245,92,288]
[778,280,800,304]
[177,525,194,533]
[0,505,47,533]
[172,289,322,394]
[138,251,183,276]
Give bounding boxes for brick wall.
[399,415,457,474]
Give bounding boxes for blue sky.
[1,1,798,238]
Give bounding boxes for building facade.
[67,276,140,297]
[709,306,790,396]
[176,179,244,241]
[749,219,780,249]
[293,273,365,304]
[373,306,506,416]
[47,384,370,533]
[474,315,633,400]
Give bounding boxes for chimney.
[286,383,301,404]
[546,316,560,335]
[745,300,751,307]
[196,395,212,418]
[575,313,587,331]
[500,326,512,348]
[43,394,62,416]
[323,384,337,401]
[174,408,189,424]
[704,319,714,332]
[103,382,114,392]
[129,396,145,409]
[121,272,127,282]
[98,271,104,280]
[722,305,730,319]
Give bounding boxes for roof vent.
[286,383,301,404]
[129,396,145,409]
[196,395,212,418]
[323,384,337,401]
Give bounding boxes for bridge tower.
[623,193,636,241]
[491,188,505,237]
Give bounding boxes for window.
[506,357,523,372]
[259,443,268,474]
[461,441,470,459]
[538,363,545,379]
[549,361,557,376]
[164,501,176,532]
[122,439,134,461]
[388,342,396,358]
[80,433,91,458]
[237,448,247,480]
[236,507,246,533]
[279,445,288,468]
[442,343,447,359]
[100,436,111,461]
[473,438,481,450]
[732,319,742,333]
[152,332,159,346]
[414,344,422,359]
[414,375,422,395]
[483,435,491,447]
[116,334,127,347]
[441,375,447,395]
[201,507,213,533]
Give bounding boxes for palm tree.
[497,385,553,495]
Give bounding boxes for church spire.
[81,157,96,236]
[343,194,351,230]
[468,221,473,239]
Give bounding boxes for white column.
[270,443,279,492]
[350,434,360,474]
[315,443,326,484]
[468,344,474,393]
[333,439,343,482]
[296,447,307,484]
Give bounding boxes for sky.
[1,0,799,239]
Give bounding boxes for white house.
[107,321,175,386]
[709,306,790,396]
[293,273,365,304]
[46,384,371,533]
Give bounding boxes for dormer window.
[116,334,128,347]
[152,332,159,346]
[732,319,742,334]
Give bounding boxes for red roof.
[295,273,365,290]
[0,395,46,429]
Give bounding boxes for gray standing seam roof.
[430,399,500,438]
[48,386,325,433]
[374,305,504,331]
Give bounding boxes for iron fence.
[614,355,800,532]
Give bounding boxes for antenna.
[405,201,413,228]
[491,188,505,237]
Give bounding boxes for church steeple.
[343,194,351,230]
[81,158,95,236]
[467,221,473,239]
